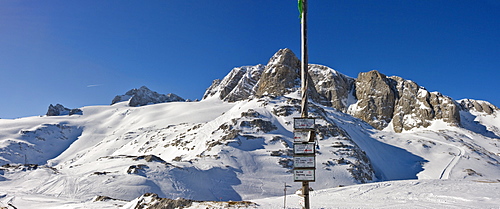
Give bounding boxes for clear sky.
[1,0,499,119]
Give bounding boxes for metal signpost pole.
[301,0,309,119]
[300,0,310,209]
[284,182,287,209]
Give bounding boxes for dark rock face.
[256,49,323,103]
[111,86,184,107]
[390,76,461,132]
[255,48,301,97]
[460,99,499,115]
[350,70,397,130]
[349,71,461,132]
[46,104,82,116]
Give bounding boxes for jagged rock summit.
[204,48,496,133]
[111,86,184,107]
[203,48,321,102]
[46,104,82,116]
[460,99,499,115]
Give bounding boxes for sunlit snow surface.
[1,97,499,208]
[250,180,500,209]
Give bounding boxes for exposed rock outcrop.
[349,70,461,132]
[349,70,397,130]
[390,76,461,132]
[111,86,184,107]
[256,49,322,103]
[460,99,499,115]
[202,65,265,101]
[308,64,355,111]
[46,104,82,116]
[255,48,301,97]
[127,193,256,209]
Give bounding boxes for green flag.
[298,0,304,19]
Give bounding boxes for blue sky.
[1,0,499,119]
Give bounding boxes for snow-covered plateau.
[1,49,500,208]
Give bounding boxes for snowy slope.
[1,94,499,208]
[251,179,500,209]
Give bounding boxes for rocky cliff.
[349,71,461,132]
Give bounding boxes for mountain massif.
[1,49,499,208]
[205,48,497,134]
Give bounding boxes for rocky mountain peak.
[255,49,302,97]
[111,86,184,107]
[460,99,499,115]
[266,48,300,68]
[46,104,82,116]
[203,49,323,103]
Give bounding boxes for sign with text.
[293,169,315,182]
[294,156,315,168]
[293,131,311,142]
[294,143,315,154]
[294,118,315,129]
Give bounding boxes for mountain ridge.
[204,48,497,134]
[0,48,499,208]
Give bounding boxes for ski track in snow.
[414,132,466,179]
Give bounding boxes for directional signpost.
[293,117,316,209]
[297,0,313,208]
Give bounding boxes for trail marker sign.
[294,169,315,182]
[294,156,315,168]
[294,118,315,130]
[294,131,311,142]
[294,143,315,154]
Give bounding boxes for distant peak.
[111,86,184,107]
[46,104,82,116]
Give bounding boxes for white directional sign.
[293,131,311,142]
[292,117,316,183]
[294,118,315,129]
[294,143,315,154]
[294,169,315,182]
[294,156,315,168]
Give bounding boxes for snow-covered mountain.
[1,49,500,208]
[111,86,185,107]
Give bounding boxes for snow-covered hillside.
[1,95,499,208]
[1,49,500,208]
